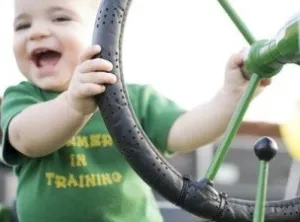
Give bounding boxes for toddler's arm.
[167,51,271,153]
[8,45,117,157]
[8,92,90,157]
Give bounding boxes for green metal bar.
[205,73,260,180]
[253,161,269,222]
[218,0,256,44]
[205,0,262,180]
[0,205,10,222]
[207,1,300,221]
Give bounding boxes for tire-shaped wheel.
[92,0,300,221]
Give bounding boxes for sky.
[0,0,300,123]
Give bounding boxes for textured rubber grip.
[219,197,300,221]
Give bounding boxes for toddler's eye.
[53,17,71,22]
[15,23,31,31]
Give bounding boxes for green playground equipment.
[206,1,300,221]
[207,1,300,182]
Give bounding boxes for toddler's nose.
[29,22,51,41]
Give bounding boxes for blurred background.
[1,0,300,221]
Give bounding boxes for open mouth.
[31,48,62,69]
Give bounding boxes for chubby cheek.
[63,25,91,57]
[13,37,28,75]
[64,38,87,72]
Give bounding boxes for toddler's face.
[13,0,95,91]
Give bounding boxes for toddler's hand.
[66,45,117,115]
[223,49,271,97]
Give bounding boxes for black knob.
[254,136,278,161]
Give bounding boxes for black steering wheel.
[92,0,300,221]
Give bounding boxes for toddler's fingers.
[79,45,101,63]
[79,58,113,73]
[227,48,248,70]
[78,83,106,97]
[80,72,117,85]
[227,53,243,70]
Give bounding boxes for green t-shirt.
[0,82,185,222]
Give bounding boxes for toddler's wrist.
[61,92,95,116]
[219,86,244,101]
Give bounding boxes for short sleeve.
[1,82,44,166]
[128,85,186,157]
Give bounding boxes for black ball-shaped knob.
[254,136,278,162]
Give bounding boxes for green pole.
[219,0,300,77]
[206,1,300,221]
[253,161,268,222]
[252,137,278,222]
[207,0,300,181]
[218,0,256,44]
[205,73,260,180]
[205,0,260,180]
